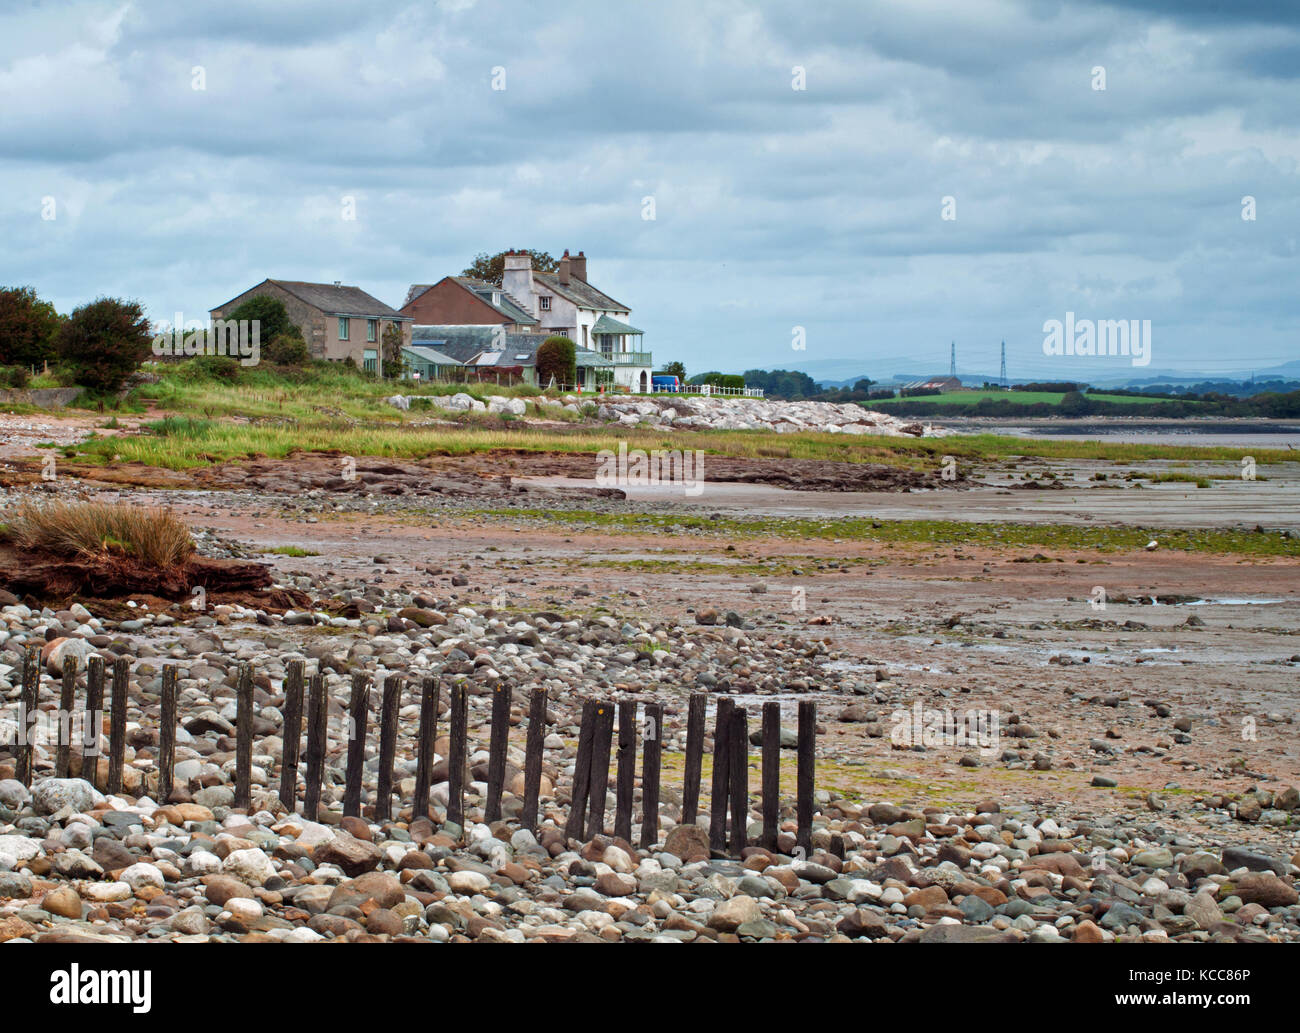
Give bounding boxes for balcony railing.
[598,350,652,365]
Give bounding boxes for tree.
[0,286,62,368]
[739,368,817,398]
[55,297,152,393]
[381,322,405,379]
[226,295,304,344]
[661,360,686,381]
[536,335,576,388]
[463,249,557,286]
[852,378,875,393]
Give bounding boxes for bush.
[536,335,576,388]
[0,286,61,369]
[54,297,152,393]
[264,332,310,367]
[0,365,31,389]
[187,355,242,381]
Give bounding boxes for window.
[367,319,377,342]
[338,317,349,341]
[362,349,377,373]
[539,296,551,311]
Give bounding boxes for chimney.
[502,250,535,311]
[570,250,587,282]
[557,249,571,285]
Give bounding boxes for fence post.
[682,692,706,824]
[708,697,734,854]
[158,664,178,803]
[797,700,816,856]
[342,670,370,818]
[585,700,615,839]
[412,676,439,822]
[56,654,78,778]
[446,680,468,831]
[374,673,402,822]
[233,663,253,810]
[279,659,305,810]
[761,701,780,851]
[107,657,128,795]
[564,699,597,841]
[15,645,40,787]
[639,701,662,849]
[520,687,547,832]
[729,706,748,856]
[84,654,104,788]
[614,698,637,842]
[484,681,513,823]
[302,672,327,821]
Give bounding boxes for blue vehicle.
[651,375,681,392]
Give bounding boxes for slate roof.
[411,325,537,364]
[213,279,409,319]
[590,313,644,335]
[403,345,464,366]
[532,271,628,312]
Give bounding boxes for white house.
[501,249,653,393]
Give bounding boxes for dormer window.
[539,296,551,311]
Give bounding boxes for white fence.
[652,384,764,398]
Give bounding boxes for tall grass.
[6,500,194,568]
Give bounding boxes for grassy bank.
[466,508,1300,557]
[63,414,1299,472]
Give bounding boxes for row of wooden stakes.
[8,647,818,856]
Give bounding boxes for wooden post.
[302,672,327,821]
[797,699,816,856]
[682,692,706,824]
[761,701,780,851]
[55,654,78,778]
[446,680,468,830]
[342,670,370,818]
[84,654,104,787]
[374,674,402,822]
[563,699,597,841]
[232,663,253,810]
[708,697,734,854]
[585,699,615,839]
[729,706,748,856]
[520,687,547,832]
[158,664,178,803]
[412,677,439,822]
[107,657,128,795]
[639,701,662,849]
[484,681,512,823]
[278,659,305,810]
[614,698,637,842]
[15,645,40,787]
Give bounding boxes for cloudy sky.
[3,0,1297,382]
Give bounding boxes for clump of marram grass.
[7,500,194,569]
